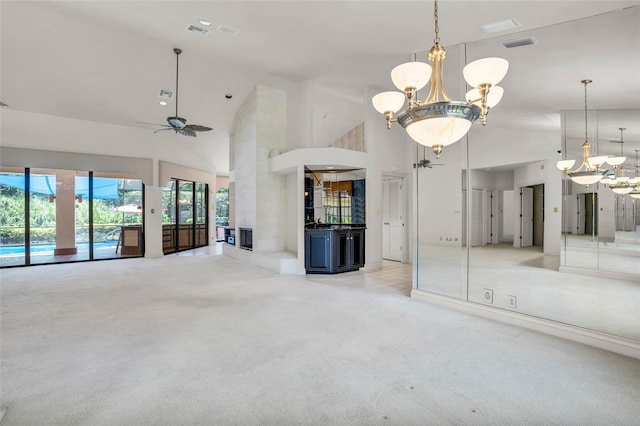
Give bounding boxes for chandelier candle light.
[556,80,609,186]
[372,0,508,159]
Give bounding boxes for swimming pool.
[0,241,117,255]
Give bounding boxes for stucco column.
[54,170,77,255]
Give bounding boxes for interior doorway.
[584,192,598,236]
[520,184,545,248]
[382,177,404,262]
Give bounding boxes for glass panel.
[29,170,57,265]
[178,181,194,250]
[0,171,26,267]
[73,173,90,261]
[415,43,466,299]
[162,180,177,254]
[93,177,143,259]
[216,186,229,242]
[195,183,207,247]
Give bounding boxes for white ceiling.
[2,1,639,174]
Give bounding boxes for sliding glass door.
[162,179,208,254]
[0,168,144,267]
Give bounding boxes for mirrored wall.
[414,8,639,342]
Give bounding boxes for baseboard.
[411,289,640,359]
[559,265,640,282]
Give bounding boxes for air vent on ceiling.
[479,18,520,34]
[216,25,240,36]
[500,36,537,49]
[185,24,210,36]
[158,89,174,99]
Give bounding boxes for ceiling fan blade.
[177,129,197,137]
[137,121,170,127]
[184,124,213,132]
[153,127,174,134]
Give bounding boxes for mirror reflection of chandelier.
[627,149,640,198]
[556,80,610,186]
[371,0,508,159]
[600,128,640,194]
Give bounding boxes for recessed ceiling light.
[160,101,167,106]
[199,20,211,26]
[225,94,233,99]
[479,18,520,34]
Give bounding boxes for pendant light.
[556,80,608,186]
[372,0,508,159]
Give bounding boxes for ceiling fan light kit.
[145,48,213,137]
[372,0,508,159]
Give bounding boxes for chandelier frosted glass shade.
[568,171,606,185]
[610,185,635,195]
[463,57,509,88]
[406,116,473,147]
[466,86,504,108]
[391,62,432,92]
[587,156,608,169]
[606,156,626,167]
[397,101,480,147]
[372,91,406,115]
[556,160,576,171]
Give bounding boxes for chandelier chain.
[433,0,440,45]
[583,80,588,141]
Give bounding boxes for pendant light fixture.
[372,0,508,159]
[556,80,608,186]
[627,149,640,198]
[602,127,637,194]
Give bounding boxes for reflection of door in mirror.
[383,178,403,261]
[584,193,598,236]
[471,189,483,247]
[520,187,533,247]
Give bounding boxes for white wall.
[364,85,414,269]
[312,84,364,148]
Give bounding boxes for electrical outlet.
[482,288,493,304]
[508,295,517,309]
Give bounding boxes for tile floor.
[172,243,413,296]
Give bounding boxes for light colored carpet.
[1,254,639,425]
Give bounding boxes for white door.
[383,178,404,261]
[521,187,533,247]
[471,189,484,247]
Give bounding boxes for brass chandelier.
[556,80,609,186]
[371,0,508,159]
[600,128,640,194]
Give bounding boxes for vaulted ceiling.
[2,1,639,174]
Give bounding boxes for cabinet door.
[305,231,331,273]
[333,230,350,272]
[349,229,365,270]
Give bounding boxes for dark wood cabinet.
[305,227,365,274]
